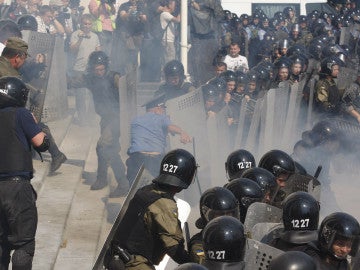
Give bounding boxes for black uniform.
[84,70,127,190]
[0,107,42,270]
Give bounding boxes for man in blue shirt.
[0,76,49,270]
[126,94,192,185]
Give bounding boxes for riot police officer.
[315,56,344,118]
[154,60,196,101]
[202,216,246,270]
[107,149,197,270]
[268,251,317,270]
[225,149,256,180]
[258,150,296,206]
[264,192,320,251]
[303,212,360,270]
[0,76,49,270]
[240,167,277,204]
[225,178,264,223]
[81,51,128,197]
[189,187,240,264]
[259,149,296,189]
[0,37,67,175]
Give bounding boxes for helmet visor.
[202,205,240,223]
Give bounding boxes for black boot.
[90,178,108,190]
[40,123,67,174]
[50,152,67,174]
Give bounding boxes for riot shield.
[245,97,263,156]
[339,26,351,46]
[337,67,357,90]
[306,77,316,129]
[258,83,290,154]
[22,30,55,122]
[283,82,302,150]
[283,173,321,202]
[251,222,283,242]
[244,202,282,237]
[234,98,248,148]
[92,165,144,270]
[244,238,284,270]
[166,89,213,190]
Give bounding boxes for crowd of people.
[2,0,360,269]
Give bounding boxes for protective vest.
[0,108,33,174]
[113,184,174,265]
[86,71,120,118]
[92,0,116,32]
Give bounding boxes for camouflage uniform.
[112,183,190,270]
[315,78,343,116]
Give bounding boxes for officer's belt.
[0,176,30,181]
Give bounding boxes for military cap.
[142,94,166,110]
[5,37,29,56]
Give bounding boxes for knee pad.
[12,250,33,270]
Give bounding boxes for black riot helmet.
[226,178,264,223]
[308,41,323,60]
[247,70,258,83]
[225,149,256,180]
[235,70,249,86]
[175,263,208,270]
[202,83,223,104]
[87,50,109,72]
[164,60,185,80]
[259,150,296,177]
[320,55,342,76]
[319,212,360,258]
[309,120,339,147]
[269,251,316,270]
[240,167,277,202]
[17,15,38,31]
[0,76,29,108]
[153,149,197,189]
[286,44,307,58]
[219,70,236,82]
[199,187,240,225]
[208,77,227,93]
[282,191,320,231]
[203,216,246,262]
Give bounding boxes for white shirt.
[160,11,176,42]
[223,54,249,72]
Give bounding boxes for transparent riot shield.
[234,98,248,148]
[245,97,264,156]
[22,31,56,122]
[166,89,213,191]
[337,67,357,90]
[306,77,316,129]
[250,222,283,242]
[244,238,284,270]
[283,173,321,202]
[339,26,351,46]
[244,202,282,237]
[92,165,145,270]
[258,83,290,155]
[283,81,307,150]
